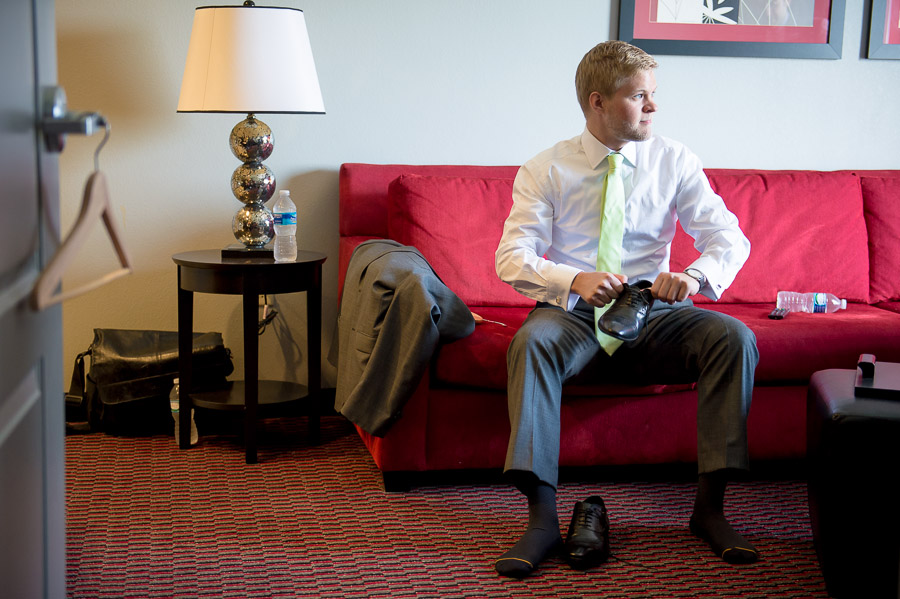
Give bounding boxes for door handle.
[40,86,106,152]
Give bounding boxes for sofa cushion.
[670,171,870,304]
[387,174,530,307]
[435,304,900,390]
[340,163,520,239]
[435,306,694,397]
[875,302,900,315]
[701,303,900,382]
[434,307,524,390]
[861,177,900,302]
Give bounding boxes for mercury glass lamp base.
[229,114,277,249]
[232,200,275,248]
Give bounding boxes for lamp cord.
[258,296,277,335]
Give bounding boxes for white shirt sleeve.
[495,165,581,309]
[673,149,750,300]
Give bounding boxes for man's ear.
[588,91,605,114]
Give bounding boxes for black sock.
[495,477,562,578]
[690,471,758,564]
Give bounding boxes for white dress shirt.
[495,128,750,311]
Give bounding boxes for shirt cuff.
[687,258,724,300]
[548,263,582,309]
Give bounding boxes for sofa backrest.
[671,170,871,304]
[338,164,520,302]
[854,172,900,303]
[339,163,899,306]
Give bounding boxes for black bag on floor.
[66,329,233,435]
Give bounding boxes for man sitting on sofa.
[493,40,759,578]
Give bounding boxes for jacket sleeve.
[335,245,474,437]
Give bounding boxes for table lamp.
[177,2,325,255]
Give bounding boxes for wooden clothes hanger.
[30,121,132,311]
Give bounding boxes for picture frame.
[867,0,900,59]
[618,0,846,59]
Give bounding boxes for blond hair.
[575,41,658,114]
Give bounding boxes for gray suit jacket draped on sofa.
[335,240,475,436]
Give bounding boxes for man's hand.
[571,271,627,308]
[651,272,700,304]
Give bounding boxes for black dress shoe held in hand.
[598,280,654,341]
[565,496,611,569]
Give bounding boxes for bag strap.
[65,349,90,416]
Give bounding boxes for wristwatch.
[683,268,707,290]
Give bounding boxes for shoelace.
[619,286,649,308]
[576,506,602,529]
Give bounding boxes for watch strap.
[683,268,706,289]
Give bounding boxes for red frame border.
[632,0,833,44]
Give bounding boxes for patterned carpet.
[65,416,828,598]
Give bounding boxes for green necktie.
[594,152,625,355]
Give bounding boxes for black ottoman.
[807,369,900,599]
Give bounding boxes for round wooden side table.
[173,249,326,463]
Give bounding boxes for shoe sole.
[564,547,610,570]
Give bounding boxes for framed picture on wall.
[867,0,900,59]
[618,0,846,59]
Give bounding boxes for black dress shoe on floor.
[598,280,654,341]
[565,496,611,570]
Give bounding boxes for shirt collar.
[580,126,637,170]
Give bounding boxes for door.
[0,0,66,597]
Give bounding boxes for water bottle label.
[813,293,826,313]
[274,212,297,226]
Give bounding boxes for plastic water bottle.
[169,378,198,445]
[776,291,847,313]
[272,189,297,262]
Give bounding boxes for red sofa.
[338,164,900,490]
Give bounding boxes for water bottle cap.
[173,377,179,384]
[841,299,847,309]
[279,189,290,197]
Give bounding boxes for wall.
[55,0,899,390]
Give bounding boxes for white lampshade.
[177,5,325,114]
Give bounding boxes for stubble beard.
[620,121,652,142]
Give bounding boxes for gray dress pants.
[504,299,759,488]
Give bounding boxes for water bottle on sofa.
[776,291,847,313]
